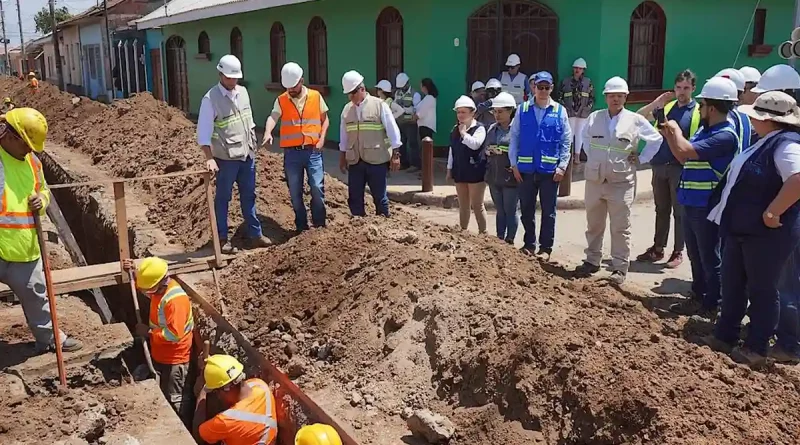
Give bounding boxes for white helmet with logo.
[490,92,517,108]
[216,55,243,79]
[281,62,303,88]
[696,77,738,101]
[342,70,365,94]
[751,64,800,93]
[714,68,745,91]
[453,95,477,110]
[375,79,393,93]
[603,76,629,94]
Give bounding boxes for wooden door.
[150,48,163,100]
[165,36,189,112]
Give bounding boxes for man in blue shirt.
[509,71,571,261]
[661,77,740,317]
[635,69,699,269]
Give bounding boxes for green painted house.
[136,0,796,146]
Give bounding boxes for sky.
[2,0,99,48]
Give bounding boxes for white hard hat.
[375,79,393,93]
[485,78,502,89]
[751,64,800,93]
[281,62,303,88]
[572,58,587,69]
[396,72,410,88]
[739,66,762,84]
[490,92,517,108]
[505,54,521,67]
[453,95,476,111]
[471,81,486,92]
[342,70,365,94]
[696,77,738,101]
[603,76,629,94]
[713,68,745,91]
[216,55,243,79]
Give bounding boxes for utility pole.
[0,0,10,75]
[15,0,24,72]
[50,0,64,89]
[104,0,114,97]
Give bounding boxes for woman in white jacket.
[411,78,438,171]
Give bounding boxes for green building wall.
[162,0,795,146]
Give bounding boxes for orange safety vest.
[278,89,323,148]
[199,378,278,445]
[30,78,39,89]
[148,279,194,365]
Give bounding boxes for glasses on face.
[698,101,706,109]
[536,84,552,91]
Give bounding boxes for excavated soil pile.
[4,78,800,444]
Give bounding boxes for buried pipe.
[175,276,359,445]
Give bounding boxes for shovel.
[128,269,159,383]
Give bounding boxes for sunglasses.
[536,84,552,91]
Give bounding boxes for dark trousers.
[399,122,420,168]
[716,227,798,355]
[518,172,558,251]
[683,206,721,309]
[348,161,390,216]
[651,163,685,252]
[777,241,800,355]
[153,361,192,427]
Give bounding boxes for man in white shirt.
[500,54,529,104]
[197,55,271,253]
[339,71,402,217]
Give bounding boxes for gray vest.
[559,76,593,118]
[394,87,416,123]
[207,84,257,161]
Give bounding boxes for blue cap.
[531,71,553,84]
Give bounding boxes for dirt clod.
[407,409,456,444]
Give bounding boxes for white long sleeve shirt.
[447,119,487,168]
[339,96,403,152]
[415,95,437,132]
[197,83,254,146]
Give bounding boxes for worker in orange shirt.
[295,423,343,445]
[28,72,39,91]
[123,257,194,425]
[195,354,278,445]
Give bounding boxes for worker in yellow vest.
[0,108,82,353]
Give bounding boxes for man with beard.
[264,62,330,233]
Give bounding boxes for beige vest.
[207,84,257,161]
[585,108,641,184]
[342,95,391,165]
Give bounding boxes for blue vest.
[729,110,753,154]
[677,122,738,208]
[517,100,564,174]
[710,131,800,237]
[450,123,488,183]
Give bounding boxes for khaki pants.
[584,179,634,273]
[455,182,487,233]
[153,361,192,427]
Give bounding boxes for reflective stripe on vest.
[729,110,752,154]
[148,281,194,342]
[662,100,700,139]
[221,380,278,444]
[588,142,632,154]
[517,101,563,173]
[214,109,254,129]
[278,89,323,147]
[678,126,738,204]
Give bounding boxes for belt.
[284,145,316,151]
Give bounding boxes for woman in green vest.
[484,92,519,244]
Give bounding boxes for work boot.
[730,346,768,368]
[535,248,552,262]
[665,251,684,269]
[520,245,536,256]
[35,336,83,354]
[636,246,664,262]
[698,335,734,354]
[609,270,627,285]
[574,261,600,277]
[669,299,717,319]
[221,240,239,255]
[769,345,800,365]
[504,238,515,245]
[245,236,273,249]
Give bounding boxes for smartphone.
[655,108,667,127]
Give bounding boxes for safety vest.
[560,76,593,118]
[207,84,256,161]
[342,94,391,165]
[0,148,46,263]
[450,122,487,184]
[585,108,642,184]
[278,88,323,148]
[394,87,416,123]
[516,100,564,174]
[664,100,700,139]
[484,123,515,187]
[728,110,752,154]
[148,279,194,364]
[500,71,527,104]
[216,378,278,445]
[677,123,738,208]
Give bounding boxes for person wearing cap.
[339,71,402,217]
[739,66,762,105]
[704,91,800,366]
[713,68,754,153]
[559,58,594,163]
[394,72,422,171]
[264,62,330,233]
[635,69,699,269]
[447,95,488,233]
[0,108,82,354]
[484,92,520,243]
[296,423,343,445]
[197,55,271,252]
[195,354,278,444]
[123,257,194,424]
[375,80,404,120]
[475,78,503,126]
[500,54,528,104]
[28,72,38,91]
[660,77,741,317]
[575,77,663,284]
[509,71,571,260]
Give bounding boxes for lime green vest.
[0,148,48,263]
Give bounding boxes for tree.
[34,6,72,35]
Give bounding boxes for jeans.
[518,172,558,251]
[284,149,326,231]
[777,242,800,355]
[651,164,685,252]
[215,156,262,240]
[488,185,519,242]
[683,206,721,309]
[348,161,390,216]
[400,123,420,168]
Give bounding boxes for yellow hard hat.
[4,97,11,104]
[4,108,48,152]
[204,354,244,390]
[135,257,168,290]
[295,424,343,445]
